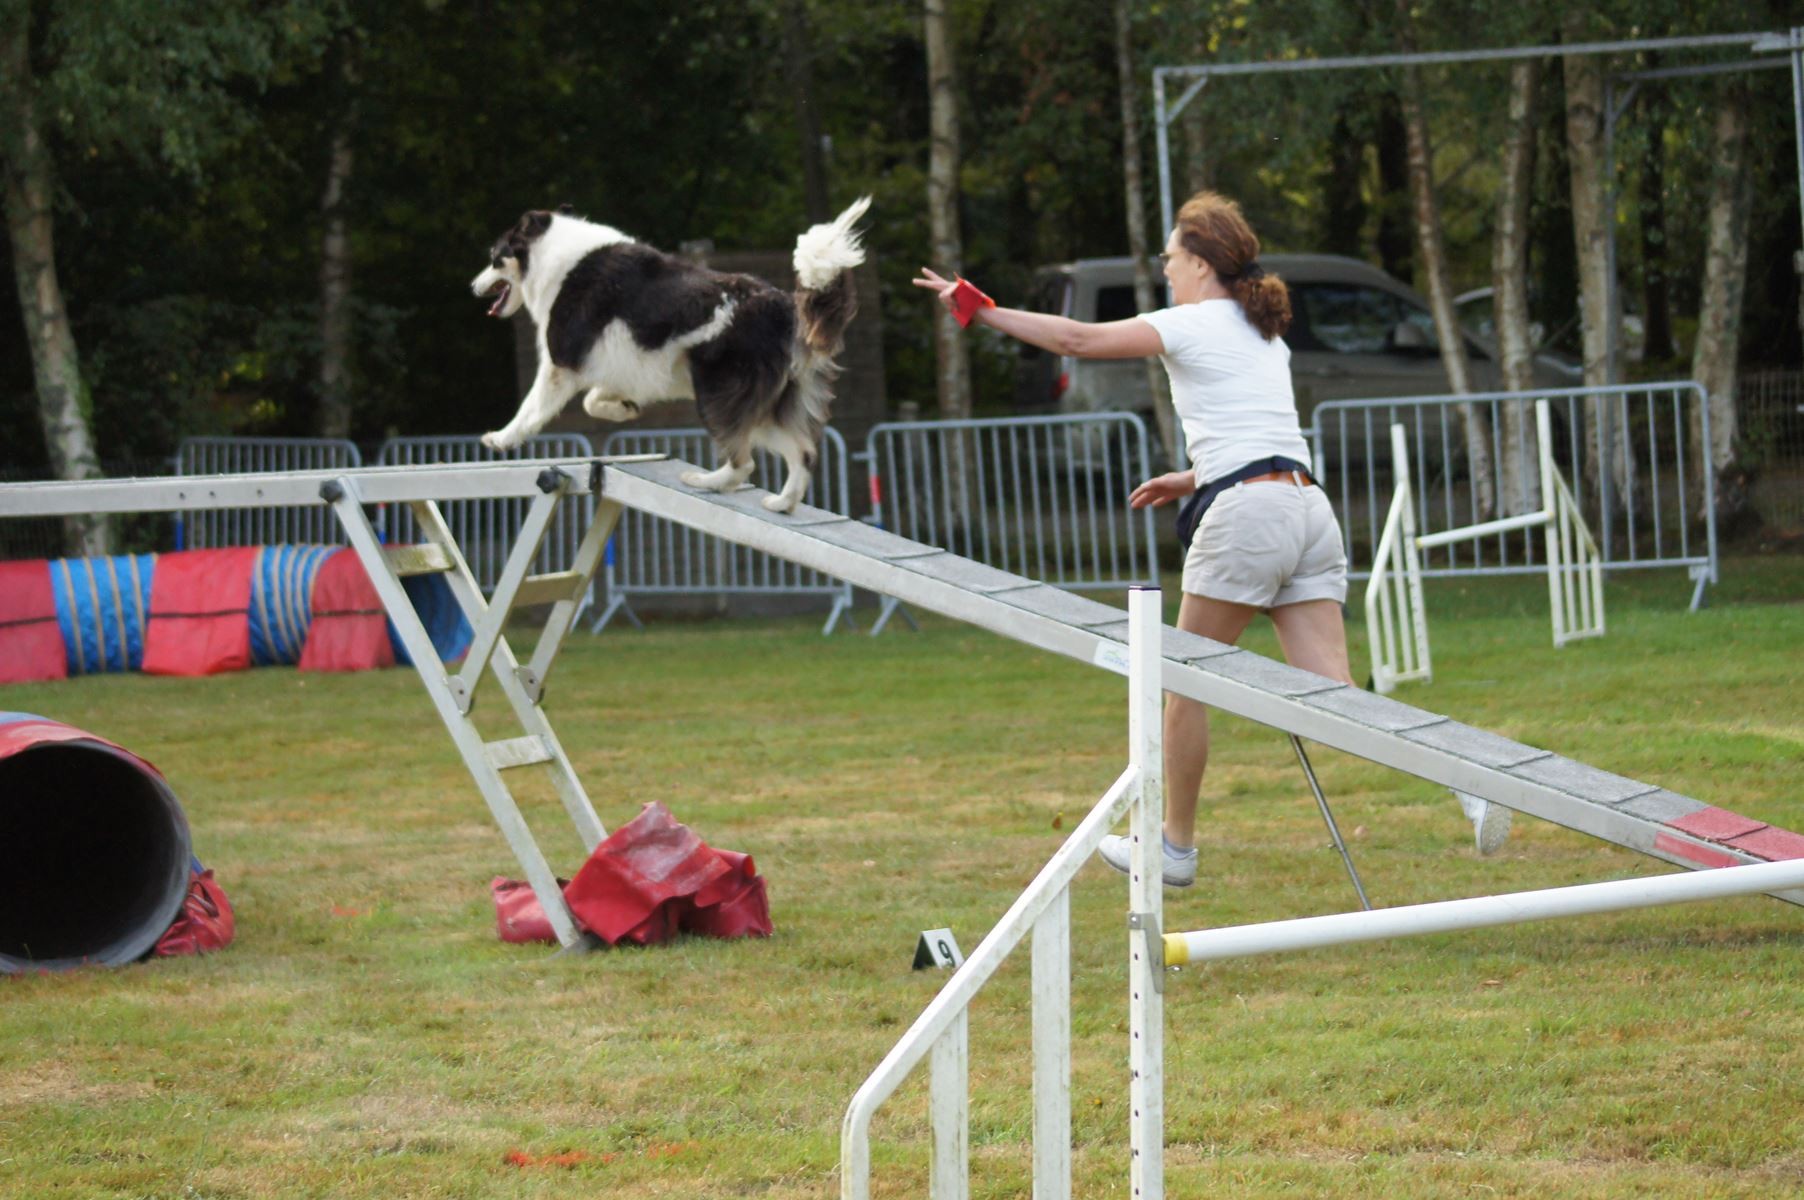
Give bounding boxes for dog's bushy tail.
[782,196,871,451]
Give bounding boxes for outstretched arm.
[912,268,1165,360]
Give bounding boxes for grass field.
[2,555,1801,1198]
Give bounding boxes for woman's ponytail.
[1232,272,1291,341]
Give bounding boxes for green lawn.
[2,555,1801,1198]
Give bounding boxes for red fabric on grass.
[491,876,563,944]
[565,802,730,945]
[491,803,772,946]
[298,548,395,673]
[0,560,66,684]
[141,548,259,676]
[683,848,772,940]
[153,869,236,957]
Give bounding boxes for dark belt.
[1175,456,1315,549]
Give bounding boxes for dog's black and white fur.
[471,197,870,513]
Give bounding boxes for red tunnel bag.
[141,548,259,677]
[0,560,66,684]
[299,548,395,673]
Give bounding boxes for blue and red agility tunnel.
[0,546,470,684]
[0,714,194,972]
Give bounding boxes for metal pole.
[1031,889,1072,1200]
[1154,69,1175,244]
[1155,32,1777,79]
[1126,586,1163,1200]
[1289,736,1371,910]
[1165,857,1804,966]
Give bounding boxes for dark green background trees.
[3,0,1799,484]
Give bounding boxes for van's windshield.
[1096,284,1170,322]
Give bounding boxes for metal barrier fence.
[1308,382,1718,604]
[1741,369,1804,531]
[861,412,1159,632]
[374,434,597,604]
[175,437,362,548]
[592,427,856,634]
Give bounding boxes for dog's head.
[470,206,573,318]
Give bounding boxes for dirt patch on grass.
[0,1060,156,1107]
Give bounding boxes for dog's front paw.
[762,493,799,514]
[481,430,517,452]
[679,469,711,489]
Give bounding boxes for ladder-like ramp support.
[4,454,1799,924]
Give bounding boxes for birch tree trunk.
[1562,26,1632,513]
[1397,58,1494,520]
[1114,0,1180,470]
[0,19,110,556]
[924,0,971,422]
[316,45,358,441]
[1493,60,1541,516]
[1690,85,1754,532]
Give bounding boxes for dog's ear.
[556,203,575,216]
[519,210,554,239]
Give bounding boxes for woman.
[915,191,1508,884]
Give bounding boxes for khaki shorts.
[1181,479,1348,609]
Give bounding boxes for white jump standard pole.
[1126,586,1164,1200]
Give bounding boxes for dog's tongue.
[486,284,510,317]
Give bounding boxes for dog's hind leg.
[680,453,756,494]
[483,362,581,451]
[758,427,814,514]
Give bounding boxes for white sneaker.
[1097,833,1196,888]
[1455,791,1512,855]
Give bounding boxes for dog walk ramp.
[597,457,1804,906]
[6,454,1799,950]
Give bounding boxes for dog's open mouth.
[484,281,511,317]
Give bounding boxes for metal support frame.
[0,455,658,954]
[1311,382,1716,606]
[1154,30,1802,389]
[322,467,618,949]
[840,589,1163,1200]
[1364,423,1433,693]
[1370,401,1603,693]
[1290,736,1370,911]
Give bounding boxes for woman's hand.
[1129,471,1197,509]
[912,267,961,320]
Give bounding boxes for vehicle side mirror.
[1391,320,1433,351]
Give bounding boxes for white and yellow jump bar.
[1163,857,1804,968]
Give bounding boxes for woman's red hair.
[1175,192,1290,340]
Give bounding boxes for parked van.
[1014,254,1580,465]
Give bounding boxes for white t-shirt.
[1139,299,1313,485]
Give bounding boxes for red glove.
[950,276,995,328]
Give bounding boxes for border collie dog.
[471,197,870,513]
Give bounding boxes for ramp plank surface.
[600,458,1804,904]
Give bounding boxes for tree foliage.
[1,0,1798,475]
